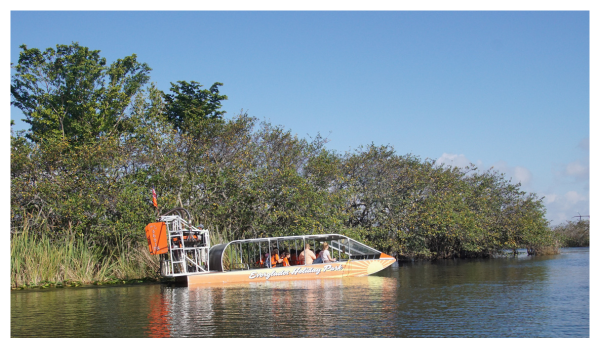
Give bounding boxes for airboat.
[145,209,396,286]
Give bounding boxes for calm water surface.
[11,247,589,337]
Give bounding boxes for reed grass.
[109,241,160,281]
[11,228,160,289]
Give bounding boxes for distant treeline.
[11,42,558,271]
[552,220,589,247]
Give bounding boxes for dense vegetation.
[553,219,589,247]
[11,43,559,288]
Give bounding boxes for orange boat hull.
[181,258,396,286]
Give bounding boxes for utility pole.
[573,213,590,221]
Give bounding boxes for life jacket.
[271,254,280,267]
[282,257,290,267]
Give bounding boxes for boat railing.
[217,234,384,272]
[147,214,391,276]
[157,215,211,277]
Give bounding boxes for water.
[11,248,589,337]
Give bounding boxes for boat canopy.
[228,234,381,257]
[212,234,383,272]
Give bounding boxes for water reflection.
[12,248,588,337]
[143,277,399,337]
[145,290,172,338]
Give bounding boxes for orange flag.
[152,188,158,208]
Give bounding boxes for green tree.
[11,42,151,143]
[553,219,589,247]
[163,80,228,132]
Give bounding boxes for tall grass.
[109,239,160,281]
[11,228,160,288]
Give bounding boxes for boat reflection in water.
[145,276,399,337]
[145,292,172,338]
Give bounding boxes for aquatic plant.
[10,225,159,289]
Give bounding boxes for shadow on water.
[12,248,588,337]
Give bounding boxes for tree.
[553,219,589,247]
[11,42,151,143]
[163,80,228,132]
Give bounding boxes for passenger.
[298,243,317,265]
[263,251,271,268]
[281,251,291,267]
[320,242,337,263]
[313,249,323,264]
[271,249,283,267]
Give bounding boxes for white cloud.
[491,160,533,186]
[565,161,588,178]
[553,138,589,184]
[543,138,590,225]
[543,190,589,225]
[436,153,472,168]
[565,191,586,205]
[544,193,558,203]
[513,166,533,186]
[437,154,533,186]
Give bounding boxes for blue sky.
[10,11,590,226]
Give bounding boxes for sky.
[9,11,590,226]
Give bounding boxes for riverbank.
[11,278,161,291]
[11,227,563,289]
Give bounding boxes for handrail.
[227,233,352,244]
[226,233,382,256]
[160,207,192,220]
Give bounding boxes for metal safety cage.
[329,237,382,260]
[217,234,384,271]
[159,215,211,277]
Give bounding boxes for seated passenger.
[271,249,283,267]
[263,252,271,268]
[313,249,323,264]
[298,243,317,265]
[320,242,337,263]
[281,251,291,266]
